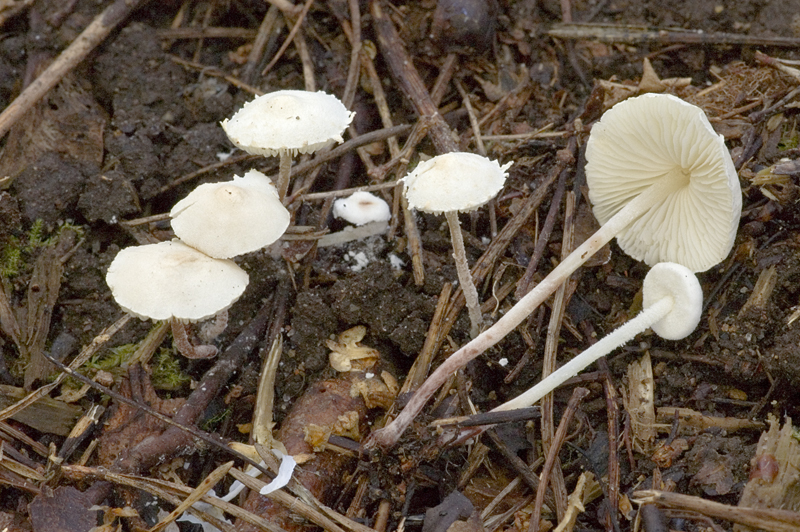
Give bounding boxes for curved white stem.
[445,211,482,338]
[495,296,672,412]
[367,176,684,449]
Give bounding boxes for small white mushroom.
[105,240,249,358]
[221,90,355,200]
[170,170,289,259]
[495,262,702,412]
[402,152,511,338]
[332,191,391,226]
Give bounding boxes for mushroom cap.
[402,152,512,214]
[585,93,742,272]
[106,240,249,322]
[170,170,290,259]
[642,262,702,341]
[220,90,355,156]
[332,191,391,226]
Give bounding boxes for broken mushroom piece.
[403,152,511,338]
[105,240,249,359]
[367,94,742,450]
[332,191,391,226]
[170,169,290,259]
[495,262,702,413]
[221,90,355,200]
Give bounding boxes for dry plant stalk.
[622,352,657,454]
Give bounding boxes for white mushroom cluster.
[106,170,290,359]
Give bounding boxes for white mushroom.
[106,240,249,358]
[402,152,511,338]
[170,170,290,259]
[494,262,702,413]
[332,191,391,226]
[221,90,355,200]
[367,94,742,450]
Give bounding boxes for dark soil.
[1,0,800,531]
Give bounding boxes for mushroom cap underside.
[402,152,512,213]
[106,240,249,322]
[221,90,355,156]
[585,93,742,272]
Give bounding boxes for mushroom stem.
[200,310,229,344]
[496,297,673,413]
[171,319,218,359]
[445,211,482,338]
[276,150,293,201]
[366,175,685,449]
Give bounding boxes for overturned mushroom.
[221,90,354,200]
[105,240,249,359]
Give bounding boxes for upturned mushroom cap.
[170,170,290,259]
[106,240,249,322]
[402,152,511,214]
[220,90,355,156]
[332,191,391,226]
[585,93,741,272]
[642,262,703,340]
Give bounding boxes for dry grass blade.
[148,461,233,532]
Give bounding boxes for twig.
[633,490,800,532]
[530,387,590,531]
[370,0,459,153]
[262,0,315,76]
[516,142,575,298]
[158,123,411,195]
[546,23,800,47]
[402,283,453,394]
[242,5,280,83]
[0,0,150,139]
[538,191,578,522]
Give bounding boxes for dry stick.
[401,282,453,394]
[0,0,149,139]
[539,191,577,522]
[529,387,590,532]
[360,46,401,160]
[633,490,800,532]
[516,154,572,298]
[242,4,280,83]
[370,0,458,154]
[430,54,459,108]
[295,28,316,92]
[261,0,314,76]
[160,123,411,195]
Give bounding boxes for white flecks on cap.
[402,152,512,214]
[585,93,741,272]
[106,240,249,322]
[170,170,290,259]
[221,90,355,157]
[333,191,391,226]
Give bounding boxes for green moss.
[1,219,86,279]
[150,349,191,390]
